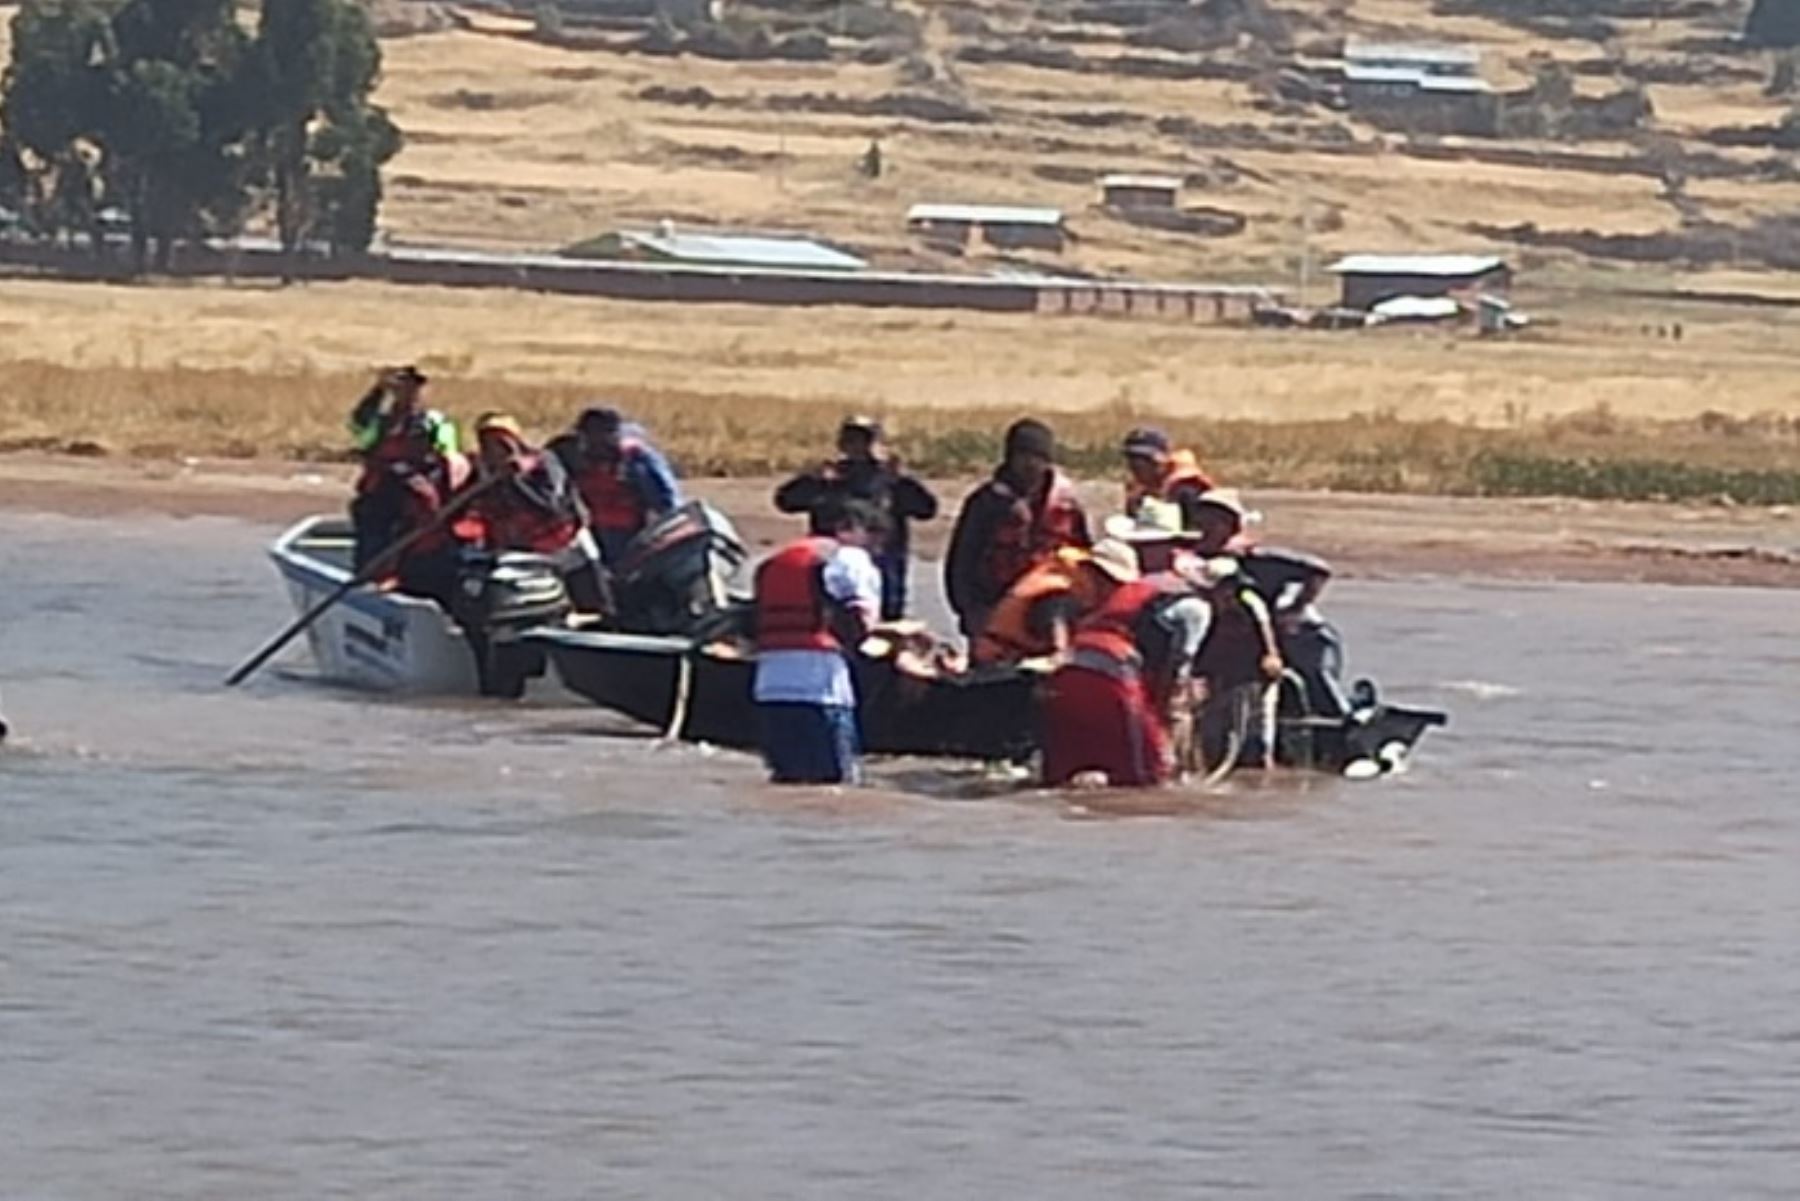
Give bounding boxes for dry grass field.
[0,275,1795,503]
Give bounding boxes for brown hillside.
[339,0,1800,293]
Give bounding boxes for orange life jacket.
[1068,576,1186,675]
[1123,449,1215,513]
[572,439,649,534]
[983,469,1086,598]
[474,451,582,554]
[755,537,840,653]
[973,553,1093,664]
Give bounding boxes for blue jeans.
[758,702,862,785]
[875,550,909,621]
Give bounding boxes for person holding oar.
[346,366,459,573]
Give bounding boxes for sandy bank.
[4,452,1797,589]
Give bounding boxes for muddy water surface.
[1,511,1796,1199]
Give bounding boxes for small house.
[1100,174,1182,210]
[1342,40,1496,136]
[906,204,1069,252]
[1327,253,1511,311]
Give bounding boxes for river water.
[2,509,1796,1198]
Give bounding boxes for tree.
[0,0,113,243]
[252,0,401,259]
[1748,0,1800,47]
[0,0,252,268]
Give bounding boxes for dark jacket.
[773,457,938,562]
[944,468,1091,628]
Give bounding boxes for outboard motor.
[457,551,572,697]
[609,502,749,635]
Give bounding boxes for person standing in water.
[751,499,886,786]
[773,416,938,621]
[943,418,1091,642]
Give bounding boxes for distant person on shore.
[549,406,682,566]
[1120,426,1214,523]
[346,365,459,570]
[773,416,938,620]
[944,418,1092,641]
[467,413,608,612]
[752,499,886,786]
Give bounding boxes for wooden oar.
[223,471,507,688]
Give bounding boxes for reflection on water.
[2,511,1797,1198]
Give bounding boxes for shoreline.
[5,452,1797,589]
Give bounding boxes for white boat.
[269,515,483,693]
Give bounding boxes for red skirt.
[1041,665,1172,787]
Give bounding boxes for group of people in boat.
[346,366,1348,792]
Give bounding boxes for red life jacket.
[755,537,840,653]
[475,451,582,554]
[983,469,1086,597]
[573,439,648,534]
[1069,576,1184,673]
[399,452,475,557]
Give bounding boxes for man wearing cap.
[971,539,1139,666]
[549,407,682,566]
[774,416,938,621]
[944,418,1092,642]
[1121,427,1215,523]
[1041,563,1214,788]
[467,413,608,612]
[346,366,460,571]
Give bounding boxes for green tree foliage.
[1747,0,1800,49]
[253,0,402,257]
[0,0,402,271]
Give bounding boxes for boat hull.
[532,629,1446,774]
[531,629,1040,760]
[270,516,479,694]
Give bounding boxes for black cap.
[839,414,883,439]
[1003,418,1056,460]
[577,406,623,435]
[392,364,428,385]
[1122,426,1171,457]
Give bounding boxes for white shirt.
[753,543,882,706]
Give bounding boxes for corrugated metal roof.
[620,229,865,270]
[1100,174,1183,190]
[907,203,1065,226]
[1328,254,1507,277]
[1345,39,1481,67]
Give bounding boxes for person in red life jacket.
[1182,489,1347,715]
[468,413,609,613]
[347,365,460,571]
[386,421,477,613]
[1040,564,1215,788]
[773,415,939,621]
[752,498,887,786]
[547,406,683,566]
[944,418,1093,642]
[1121,426,1215,522]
